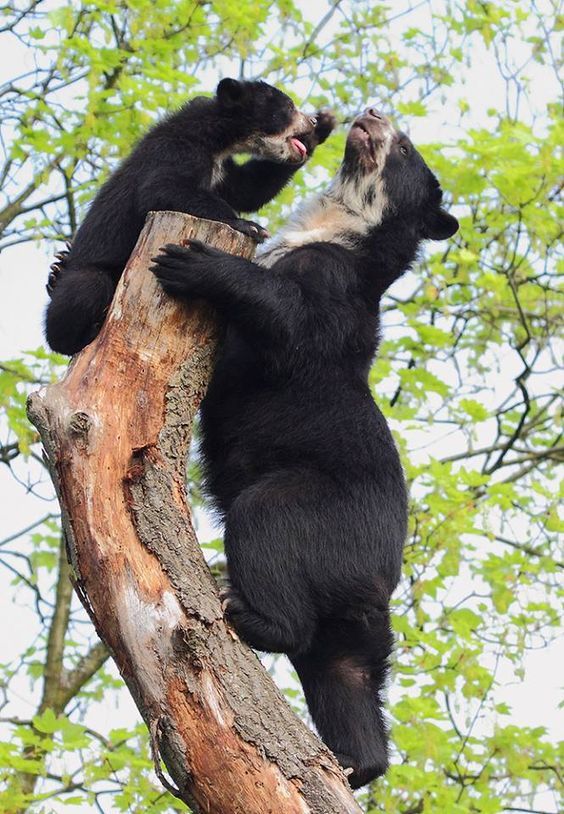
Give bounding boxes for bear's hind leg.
[291,605,394,789]
[221,585,304,654]
[45,266,116,355]
[223,468,323,654]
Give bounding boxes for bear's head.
[340,109,459,241]
[216,78,316,164]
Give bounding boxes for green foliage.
[1,1,562,812]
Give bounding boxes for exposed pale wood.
[27,212,363,814]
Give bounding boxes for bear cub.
[45,78,334,355]
[151,109,459,788]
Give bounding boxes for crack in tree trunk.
[27,211,363,814]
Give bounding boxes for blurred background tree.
[0,1,562,812]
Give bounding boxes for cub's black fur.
[45,78,334,355]
[151,109,458,788]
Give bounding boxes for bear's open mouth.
[351,122,376,162]
[288,135,308,161]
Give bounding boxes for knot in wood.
[68,411,91,443]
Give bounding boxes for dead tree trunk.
[27,212,363,814]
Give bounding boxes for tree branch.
[59,641,109,710]
[0,156,60,237]
[39,537,73,713]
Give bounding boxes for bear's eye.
[399,145,409,156]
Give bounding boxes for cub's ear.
[422,207,459,241]
[216,78,245,108]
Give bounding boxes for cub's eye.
[399,145,409,156]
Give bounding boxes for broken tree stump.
[27,212,363,814]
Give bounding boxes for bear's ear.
[422,207,459,241]
[216,78,246,108]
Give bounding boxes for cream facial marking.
[245,109,314,164]
[210,110,314,190]
[257,113,394,268]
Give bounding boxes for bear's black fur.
[151,108,459,789]
[45,78,334,356]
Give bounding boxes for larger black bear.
[152,109,459,788]
[45,78,334,355]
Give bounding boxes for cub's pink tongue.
[290,137,307,159]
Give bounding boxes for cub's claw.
[46,242,71,297]
[46,264,62,297]
[229,218,269,243]
[46,274,57,296]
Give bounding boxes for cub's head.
[216,78,316,164]
[340,108,459,241]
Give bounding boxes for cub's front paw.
[313,109,338,145]
[300,109,337,156]
[228,218,269,243]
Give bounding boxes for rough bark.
[27,212,363,814]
